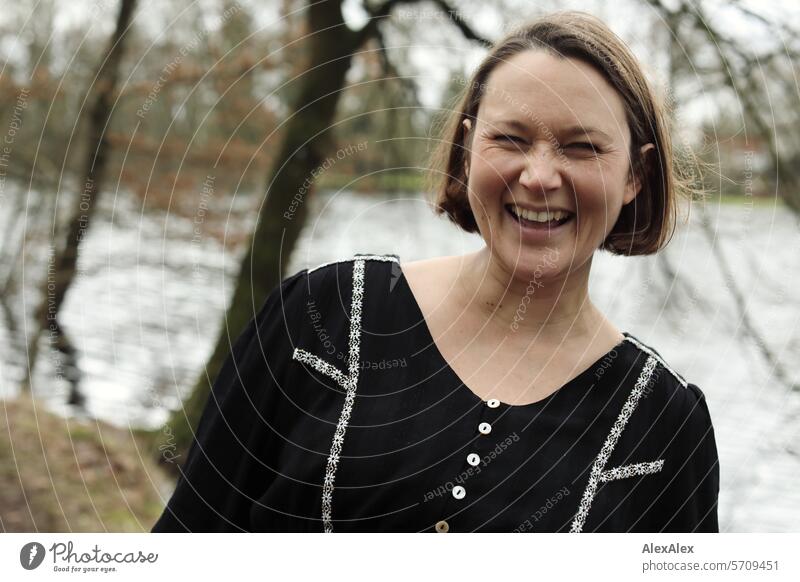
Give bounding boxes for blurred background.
[0,0,797,532]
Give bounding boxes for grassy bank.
[0,397,171,532]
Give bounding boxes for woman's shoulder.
[621,332,713,426]
[299,252,465,295]
[304,252,401,274]
[293,252,399,294]
[283,252,405,310]
[300,252,401,280]
[622,332,689,388]
[398,254,462,298]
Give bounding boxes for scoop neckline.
[397,259,632,410]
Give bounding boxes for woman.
[153,11,719,533]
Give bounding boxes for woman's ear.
[624,143,655,205]
[462,118,472,177]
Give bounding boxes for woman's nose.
[518,146,563,193]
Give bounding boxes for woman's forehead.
[479,51,629,138]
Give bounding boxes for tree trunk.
[167,0,361,453]
[23,0,138,401]
[166,0,491,457]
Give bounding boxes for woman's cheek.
[468,162,507,212]
[466,186,492,230]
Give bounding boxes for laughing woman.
[153,11,720,533]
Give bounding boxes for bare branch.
[370,21,422,105]
[357,0,491,47]
[728,0,800,53]
[429,0,492,47]
[357,0,418,45]
[645,0,799,213]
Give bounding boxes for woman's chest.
[433,329,613,407]
[253,363,661,533]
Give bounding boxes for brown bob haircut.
[427,11,693,255]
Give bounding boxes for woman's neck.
[453,247,604,341]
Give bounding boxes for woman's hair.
[427,11,695,255]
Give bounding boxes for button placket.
[459,400,502,498]
[433,399,504,532]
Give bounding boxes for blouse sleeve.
[652,382,721,532]
[151,269,306,532]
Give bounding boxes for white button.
[435,520,449,533]
[478,422,492,435]
[487,398,501,408]
[467,453,481,466]
[452,485,466,499]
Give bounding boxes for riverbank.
[0,397,170,532]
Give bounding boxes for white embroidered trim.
[624,335,688,388]
[354,253,399,263]
[291,254,396,532]
[307,259,340,274]
[306,253,399,274]
[599,460,665,482]
[569,355,658,533]
[292,348,349,387]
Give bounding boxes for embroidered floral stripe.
[353,253,399,263]
[599,460,665,482]
[569,355,658,533]
[623,335,687,388]
[292,348,349,387]
[291,255,387,532]
[307,253,399,274]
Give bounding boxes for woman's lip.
[505,204,574,215]
[504,205,574,239]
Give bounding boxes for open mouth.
[504,204,575,230]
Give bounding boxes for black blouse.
[152,253,720,533]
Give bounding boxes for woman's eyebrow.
[560,125,613,141]
[490,119,612,141]
[490,119,530,133]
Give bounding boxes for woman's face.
[464,50,650,282]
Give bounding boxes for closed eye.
[494,134,527,144]
[566,142,600,154]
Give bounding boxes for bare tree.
[645,0,800,211]
[167,0,491,455]
[22,0,139,404]
[644,0,800,391]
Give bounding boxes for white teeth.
[509,205,569,222]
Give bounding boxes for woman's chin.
[494,246,565,280]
